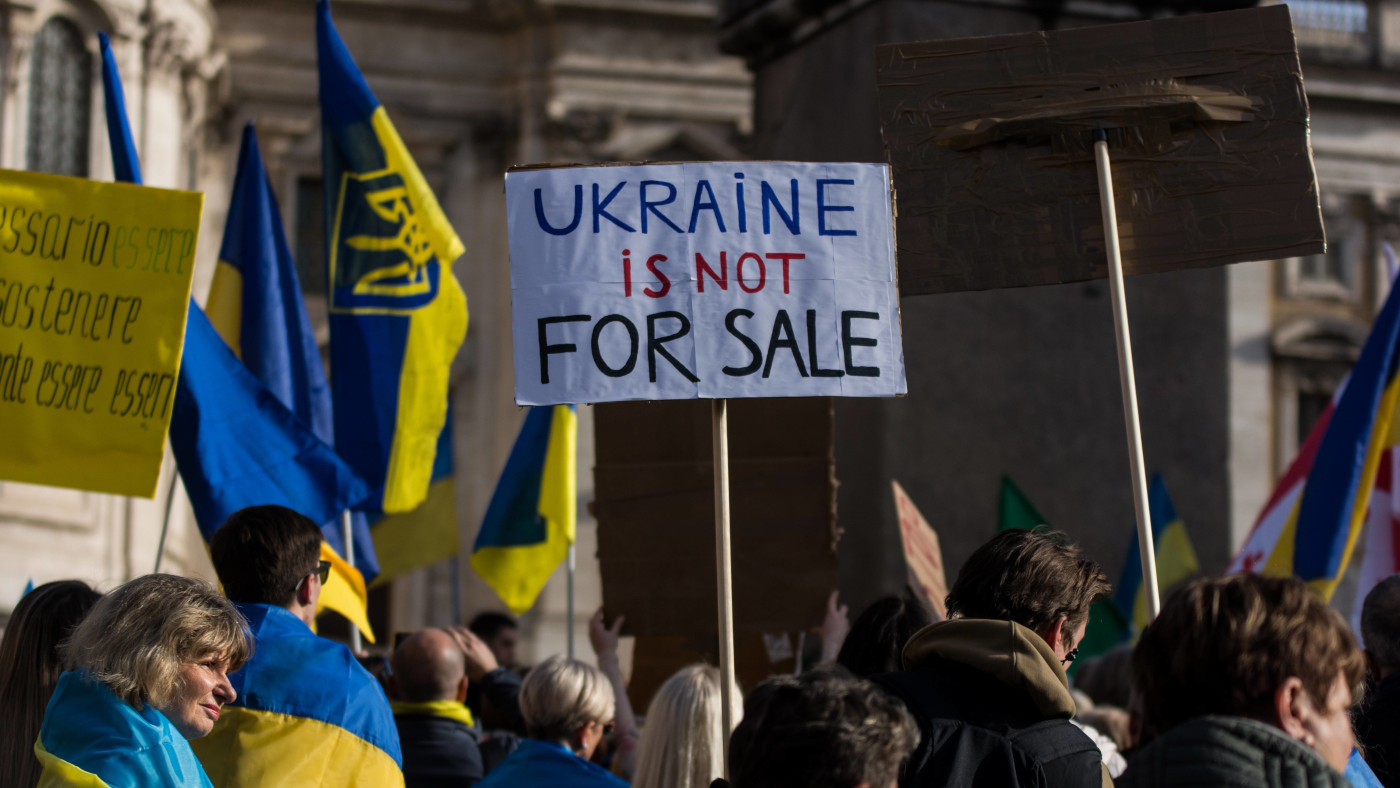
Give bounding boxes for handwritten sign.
[0,169,202,498]
[893,480,947,619]
[505,162,905,405]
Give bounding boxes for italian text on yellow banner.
[0,169,202,498]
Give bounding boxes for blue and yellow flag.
[100,27,372,598]
[316,0,468,514]
[1114,474,1199,634]
[370,405,459,585]
[38,670,213,787]
[1229,265,1400,600]
[203,122,379,640]
[472,405,577,615]
[191,603,403,787]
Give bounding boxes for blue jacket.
[36,670,213,787]
[474,739,627,788]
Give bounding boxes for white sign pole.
[712,398,736,776]
[1093,131,1161,622]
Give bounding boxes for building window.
[1288,0,1371,59]
[1284,209,1363,301]
[26,17,91,178]
[294,176,326,296]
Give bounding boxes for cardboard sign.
[892,480,948,619]
[875,5,1324,296]
[0,169,201,497]
[595,397,838,637]
[505,162,906,404]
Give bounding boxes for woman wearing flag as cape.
[34,575,251,787]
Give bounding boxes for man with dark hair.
[468,612,519,670]
[729,667,918,788]
[874,528,1112,788]
[390,628,485,787]
[192,505,404,787]
[1357,574,1400,785]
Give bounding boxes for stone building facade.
[0,0,751,661]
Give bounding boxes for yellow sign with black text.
[0,169,201,497]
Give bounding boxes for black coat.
[395,711,484,788]
[1358,672,1400,787]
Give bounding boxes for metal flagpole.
[343,510,362,653]
[1093,129,1162,622]
[153,468,183,573]
[712,398,736,777]
[567,543,576,659]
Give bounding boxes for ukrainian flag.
[1113,474,1199,634]
[190,603,403,787]
[37,670,212,787]
[472,405,577,614]
[98,30,371,554]
[1234,258,1400,600]
[203,122,379,641]
[317,0,468,514]
[370,404,459,585]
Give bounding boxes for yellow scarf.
[390,700,474,728]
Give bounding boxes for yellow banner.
[0,169,202,498]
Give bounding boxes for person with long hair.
[0,580,101,787]
[632,664,741,788]
[35,574,251,786]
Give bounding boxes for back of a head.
[391,629,466,703]
[1133,573,1364,744]
[64,574,251,710]
[0,581,101,788]
[519,655,615,742]
[468,612,517,641]
[837,591,934,677]
[946,528,1109,633]
[1072,642,1134,709]
[729,667,917,788]
[1362,574,1400,673]
[210,504,323,606]
[633,664,740,788]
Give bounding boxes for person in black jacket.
[390,628,486,787]
[1357,574,1400,786]
[873,528,1113,788]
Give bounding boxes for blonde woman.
[34,574,251,787]
[632,664,742,788]
[475,655,627,787]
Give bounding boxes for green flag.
[995,474,1128,671]
[998,475,1047,531]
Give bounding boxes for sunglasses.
[294,560,332,592]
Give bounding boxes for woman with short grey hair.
[475,654,627,787]
[34,574,251,787]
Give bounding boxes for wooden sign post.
[876,6,1323,623]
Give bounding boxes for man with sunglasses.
[192,505,404,787]
[873,528,1113,788]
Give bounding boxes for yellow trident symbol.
[346,185,434,298]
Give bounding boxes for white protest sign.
[506,162,905,405]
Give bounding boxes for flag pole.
[154,468,183,573]
[343,510,362,653]
[1093,129,1161,622]
[567,543,576,659]
[712,398,736,776]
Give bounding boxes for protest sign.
[892,480,947,619]
[505,162,906,405]
[0,169,201,498]
[875,5,1323,295]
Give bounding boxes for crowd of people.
[2,506,1399,787]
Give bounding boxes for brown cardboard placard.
[594,398,838,637]
[875,5,1324,296]
[892,480,948,619]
